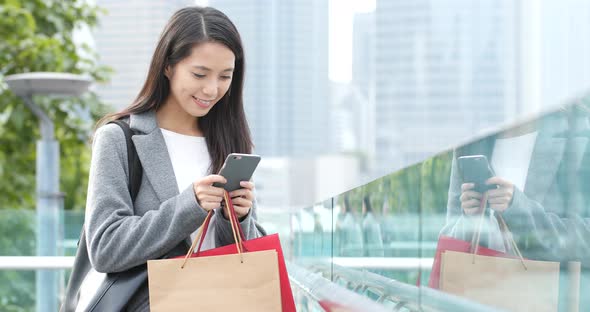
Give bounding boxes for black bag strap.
[109,119,142,201]
[61,120,144,312]
[76,120,141,248]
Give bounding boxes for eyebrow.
[192,65,234,72]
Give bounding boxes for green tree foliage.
[0,1,111,310]
[420,151,452,214]
[0,0,112,211]
[339,151,453,216]
[0,210,35,311]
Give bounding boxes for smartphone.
[457,155,496,193]
[212,153,261,192]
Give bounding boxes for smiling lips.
[192,96,212,108]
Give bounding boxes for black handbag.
[61,120,146,312]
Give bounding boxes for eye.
[220,75,232,80]
[192,73,205,79]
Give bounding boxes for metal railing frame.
[307,261,502,312]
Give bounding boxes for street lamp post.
[5,72,91,312]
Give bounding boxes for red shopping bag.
[193,236,295,311]
[175,191,296,312]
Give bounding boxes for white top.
[491,131,538,192]
[160,128,211,193]
[160,128,213,245]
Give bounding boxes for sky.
[195,0,376,83]
[329,0,376,83]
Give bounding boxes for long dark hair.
[97,6,252,174]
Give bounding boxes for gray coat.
[85,110,261,310]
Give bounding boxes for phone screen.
[213,153,261,192]
[457,155,496,193]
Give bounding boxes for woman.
[82,6,262,310]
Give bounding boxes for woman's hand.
[485,177,515,213]
[460,183,484,215]
[192,175,227,211]
[460,177,515,215]
[223,181,255,220]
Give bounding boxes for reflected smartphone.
[212,153,261,192]
[457,155,497,193]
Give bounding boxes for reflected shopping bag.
[427,234,509,289]
[431,194,579,311]
[440,250,571,312]
[147,191,295,311]
[428,193,516,289]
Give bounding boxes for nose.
[202,80,217,98]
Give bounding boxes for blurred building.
[351,11,377,173]
[93,0,194,109]
[373,0,517,175]
[518,0,590,112]
[254,155,360,210]
[352,12,376,98]
[210,0,331,157]
[372,0,590,176]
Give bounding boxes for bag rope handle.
[470,191,527,270]
[181,190,246,268]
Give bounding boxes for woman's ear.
[164,65,171,79]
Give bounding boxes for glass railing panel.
[329,174,422,305]
[0,209,84,311]
[255,206,294,265]
[0,210,35,311]
[287,102,590,311]
[291,198,334,281]
[420,103,590,311]
[415,151,453,286]
[0,210,36,256]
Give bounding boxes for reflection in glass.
[335,195,363,257]
[444,107,590,262]
[380,196,396,257]
[437,105,590,310]
[289,103,589,310]
[361,196,384,257]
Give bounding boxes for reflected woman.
[335,195,364,256]
[442,107,590,263]
[361,196,384,257]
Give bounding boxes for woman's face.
[165,41,235,118]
